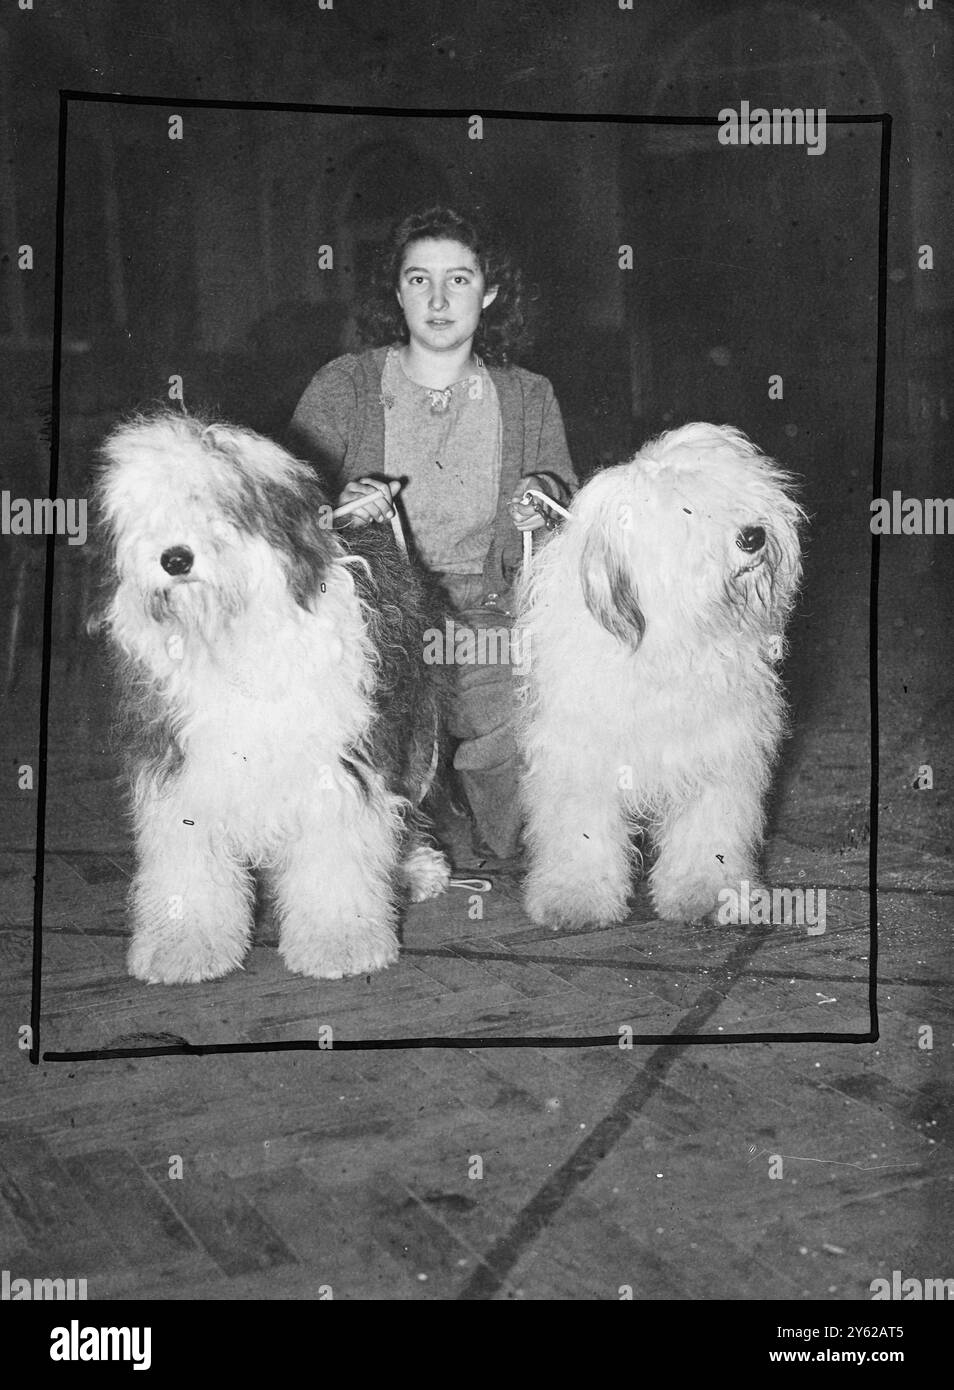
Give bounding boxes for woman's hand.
[336,477,400,526]
[509,474,552,531]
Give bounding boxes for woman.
[288,205,575,859]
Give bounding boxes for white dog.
[517,422,804,928]
[96,412,449,984]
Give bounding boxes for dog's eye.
[736,526,766,554]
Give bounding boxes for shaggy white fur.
[97,413,448,984]
[517,422,804,928]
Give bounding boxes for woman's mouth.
[428,318,453,328]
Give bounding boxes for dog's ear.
[258,474,340,612]
[204,424,336,612]
[280,505,336,611]
[731,492,804,631]
[579,525,645,648]
[763,499,804,623]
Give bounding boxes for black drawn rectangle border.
[31,92,890,1063]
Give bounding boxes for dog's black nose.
[736,526,766,553]
[160,545,194,576]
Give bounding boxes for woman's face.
[396,237,498,355]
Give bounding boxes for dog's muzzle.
[160,545,194,576]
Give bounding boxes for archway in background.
[332,139,451,320]
[625,1,886,441]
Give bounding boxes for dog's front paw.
[128,875,252,983]
[127,930,246,984]
[650,892,722,926]
[651,875,763,927]
[523,871,630,929]
[684,906,725,928]
[279,925,400,980]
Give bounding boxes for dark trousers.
[443,576,523,860]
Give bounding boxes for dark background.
[1,0,952,863]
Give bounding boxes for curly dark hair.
[354,206,532,366]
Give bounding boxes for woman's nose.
[429,284,448,309]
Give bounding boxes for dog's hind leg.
[275,777,403,979]
[400,837,451,902]
[127,781,254,984]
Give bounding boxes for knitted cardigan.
[288,345,575,593]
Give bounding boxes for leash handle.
[332,483,408,556]
[389,510,408,556]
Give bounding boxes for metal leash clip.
[520,488,563,531]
